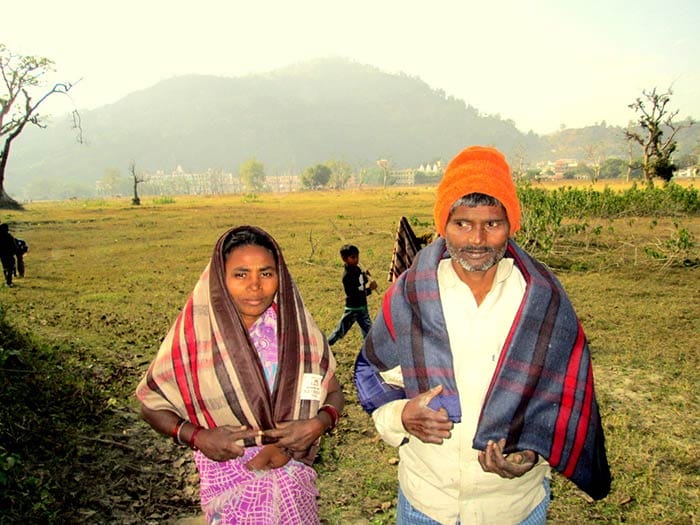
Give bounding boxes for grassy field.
[1,184,698,524]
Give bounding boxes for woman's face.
[224,244,279,330]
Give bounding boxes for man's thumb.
[418,384,443,407]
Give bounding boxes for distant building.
[266,174,301,192]
[553,159,578,179]
[390,161,444,186]
[391,169,417,185]
[143,166,242,195]
[676,166,698,178]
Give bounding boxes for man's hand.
[477,438,538,478]
[401,385,453,444]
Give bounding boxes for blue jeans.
[397,478,551,525]
[327,306,372,345]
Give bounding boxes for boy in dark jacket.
[14,238,28,278]
[0,224,18,287]
[327,244,377,345]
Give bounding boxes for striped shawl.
[354,237,611,499]
[136,226,335,465]
[388,216,423,282]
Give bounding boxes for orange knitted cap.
[433,146,521,236]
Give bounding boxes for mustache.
[457,246,494,254]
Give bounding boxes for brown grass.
[1,187,698,524]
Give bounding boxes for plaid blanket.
[136,226,335,465]
[387,216,423,282]
[355,237,611,499]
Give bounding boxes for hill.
[6,57,699,200]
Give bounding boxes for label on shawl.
[300,373,322,401]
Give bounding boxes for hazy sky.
[4,0,699,135]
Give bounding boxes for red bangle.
[189,426,204,450]
[318,404,339,433]
[172,419,186,446]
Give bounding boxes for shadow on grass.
[1,307,141,522]
[0,305,202,524]
[0,305,109,522]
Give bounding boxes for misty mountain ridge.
[7,57,698,199]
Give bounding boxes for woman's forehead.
[226,244,277,267]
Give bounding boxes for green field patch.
[79,291,131,303]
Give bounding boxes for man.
[354,146,610,524]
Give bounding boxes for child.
[327,244,377,345]
[14,238,28,278]
[0,224,18,287]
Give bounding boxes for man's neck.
[450,260,499,306]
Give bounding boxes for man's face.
[444,204,510,273]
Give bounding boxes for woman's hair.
[222,228,277,260]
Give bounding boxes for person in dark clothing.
[14,238,28,278]
[327,244,377,345]
[0,224,18,287]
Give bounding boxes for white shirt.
[372,257,550,525]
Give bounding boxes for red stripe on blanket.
[173,297,197,424]
[183,297,216,428]
[550,325,586,468]
[563,325,594,477]
[382,283,397,341]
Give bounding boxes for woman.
[136,226,344,524]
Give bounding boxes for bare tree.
[0,43,81,209]
[377,158,390,188]
[582,142,605,184]
[129,161,144,205]
[624,87,694,186]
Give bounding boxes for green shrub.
[152,196,176,205]
[515,182,699,256]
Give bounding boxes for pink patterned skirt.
[194,446,319,524]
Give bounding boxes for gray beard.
[445,241,507,272]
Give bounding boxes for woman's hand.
[263,418,325,459]
[477,438,539,478]
[196,425,260,462]
[138,405,261,462]
[262,376,344,460]
[245,444,291,471]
